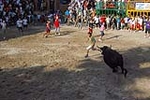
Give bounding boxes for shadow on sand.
[0,25,77,41]
[0,46,150,100]
[0,25,45,41]
[105,35,122,40]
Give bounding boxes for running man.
[43,20,51,38]
[85,32,97,58]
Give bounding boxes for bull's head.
[97,45,112,53]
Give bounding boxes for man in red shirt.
[43,20,51,38]
[100,15,106,25]
[54,15,60,35]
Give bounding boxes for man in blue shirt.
[145,18,150,38]
[65,9,70,25]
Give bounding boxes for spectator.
[23,17,28,30]
[94,15,99,28]
[124,16,129,30]
[0,0,34,27]
[106,15,111,30]
[65,9,70,25]
[16,18,23,34]
[116,16,121,30]
[145,18,150,38]
[120,17,125,30]
[1,20,7,34]
[77,15,82,29]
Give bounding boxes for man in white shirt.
[1,20,7,39]
[124,16,128,29]
[106,16,111,29]
[16,18,23,34]
[37,14,41,22]
[23,17,28,30]
[94,15,99,28]
[1,20,6,33]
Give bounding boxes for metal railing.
[95,1,127,16]
[96,1,127,10]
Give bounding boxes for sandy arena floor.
[0,24,150,100]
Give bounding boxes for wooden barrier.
[127,10,150,17]
[127,0,150,17]
[96,1,126,16]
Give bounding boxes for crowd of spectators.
[0,0,34,27]
[0,0,150,38]
[0,0,59,35]
[65,0,150,38]
[0,0,65,28]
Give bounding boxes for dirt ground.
[0,24,150,100]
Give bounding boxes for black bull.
[98,46,128,77]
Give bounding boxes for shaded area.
[0,25,77,41]
[105,35,122,40]
[0,25,45,41]
[50,30,77,37]
[59,30,76,36]
[0,46,150,100]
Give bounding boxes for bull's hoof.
[45,36,48,38]
[85,54,88,58]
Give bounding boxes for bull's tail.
[123,68,128,78]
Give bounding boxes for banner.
[136,3,150,10]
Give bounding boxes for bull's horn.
[97,46,101,48]
[96,46,102,51]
